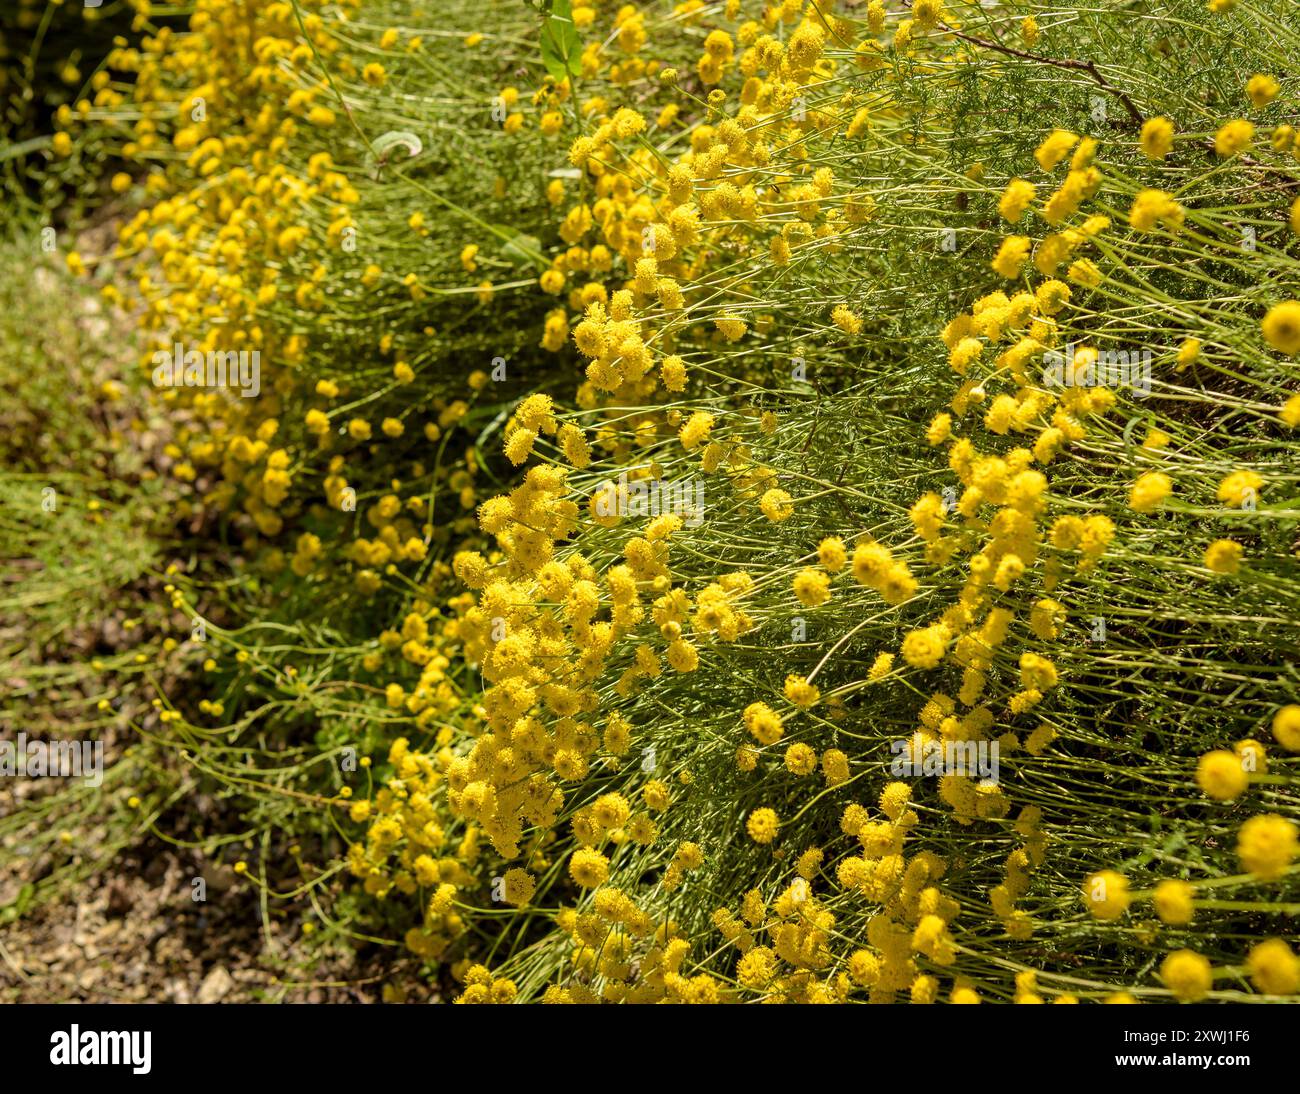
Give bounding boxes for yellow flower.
[831,304,862,334]
[1203,539,1242,574]
[1036,279,1071,315]
[926,412,952,445]
[1214,118,1254,156]
[1127,189,1183,232]
[1245,74,1280,107]
[1067,258,1101,287]
[912,0,946,29]
[783,674,820,708]
[643,780,671,812]
[1196,749,1248,800]
[502,868,535,906]
[1019,652,1058,690]
[1176,337,1201,370]
[1128,471,1172,513]
[949,336,983,373]
[743,701,784,746]
[1272,705,1300,752]
[1216,469,1261,509]
[1246,939,1300,995]
[868,653,894,681]
[1152,880,1195,926]
[1237,814,1298,879]
[1139,116,1174,159]
[569,848,609,887]
[816,537,846,572]
[784,743,817,776]
[901,623,949,669]
[759,488,793,521]
[1262,300,1300,355]
[661,355,687,392]
[793,567,831,607]
[1034,129,1078,171]
[715,316,747,342]
[998,179,1035,223]
[821,749,849,785]
[516,392,556,434]
[991,235,1031,279]
[1235,738,1267,775]
[666,639,699,672]
[1160,949,1212,1003]
[1082,870,1130,920]
[679,410,715,451]
[504,427,536,465]
[736,947,775,987]
[746,807,779,844]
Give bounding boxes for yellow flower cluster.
[65,0,1299,1004]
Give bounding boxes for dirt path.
[0,224,428,1004]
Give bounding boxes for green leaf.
[499,229,544,267]
[540,0,583,82]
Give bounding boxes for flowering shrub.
[45,0,1300,1002]
[0,0,160,212]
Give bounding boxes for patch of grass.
[0,232,177,921]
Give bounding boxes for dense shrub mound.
[36,0,1300,1002]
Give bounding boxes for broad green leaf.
[540,0,583,82]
